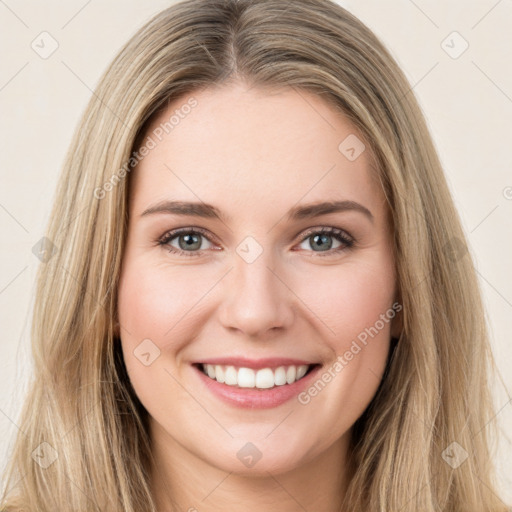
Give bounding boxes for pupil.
[312,234,332,251]
[180,233,201,250]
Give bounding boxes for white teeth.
[224,366,237,385]
[238,367,255,388]
[201,364,312,389]
[214,365,225,383]
[286,365,296,384]
[255,368,274,389]
[274,366,287,386]
[206,365,216,379]
[296,365,308,380]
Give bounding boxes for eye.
[158,227,217,257]
[296,227,354,256]
[157,226,355,258]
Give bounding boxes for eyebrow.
[140,199,374,223]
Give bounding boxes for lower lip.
[193,364,322,409]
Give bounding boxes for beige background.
[0,0,511,502]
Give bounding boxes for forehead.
[130,82,386,220]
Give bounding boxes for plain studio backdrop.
[0,0,511,502]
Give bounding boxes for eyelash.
[156,226,355,258]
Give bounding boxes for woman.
[1,0,509,510]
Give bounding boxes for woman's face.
[117,81,400,476]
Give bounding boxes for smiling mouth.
[193,362,321,390]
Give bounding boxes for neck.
[149,421,353,512]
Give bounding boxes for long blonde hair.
[1,0,509,510]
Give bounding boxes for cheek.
[292,260,395,419]
[116,260,202,409]
[117,259,226,395]
[297,258,396,345]
[118,261,205,344]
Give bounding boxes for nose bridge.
[218,234,293,335]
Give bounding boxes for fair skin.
[117,80,400,512]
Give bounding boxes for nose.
[217,247,295,337]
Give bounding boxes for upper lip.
[194,357,320,370]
